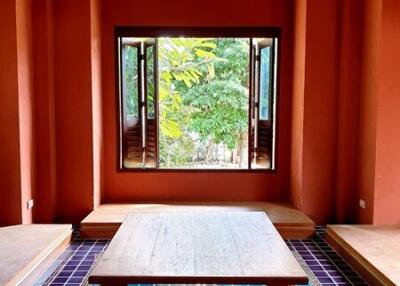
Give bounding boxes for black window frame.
[115,27,281,173]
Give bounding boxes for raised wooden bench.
[326,224,400,286]
[0,224,72,286]
[81,202,315,239]
[89,211,308,286]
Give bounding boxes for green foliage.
[159,136,194,168]
[158,38,220,167]
[179,38,250,151]
[213,38,250,86]
[158,38,217,88]
[124,46,138,116]
[123,37,250,167]
[158,38,250,166]
[184,80,248,150]
[158,37,217,135]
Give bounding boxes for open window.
[250,38,277,169]
[119,38,158,168]
[117,32,278,171]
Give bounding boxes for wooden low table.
[89,211,308,286]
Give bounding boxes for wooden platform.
[326,225,400,286]
[0,224,72,286]
[89,211,308,286]
[81,202,315,239]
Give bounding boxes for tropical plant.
[123,37,250,168]
[157,38,218,167]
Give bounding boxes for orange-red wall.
[52,0,98,221]
[2,0,400,225]
[357,0,382,223]
[335,0,363,223]
[290,0,306,212]
[291,0,341,223]
[372,0,400,225]
[355,0,400,225]
[32,0,56,222]
[91,0,103,209]
[0,0,35,226]
[101,0,295,203]
[0,0,23,226]
[31,0,102,223]
[291,0,400,224]
[16,0,35,224]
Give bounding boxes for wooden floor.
[0,224,72,286]
[326,224,400,286]
[89,211,308,286]
[81,202,315,239]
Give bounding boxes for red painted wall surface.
[100,0,294,202]
[52,0,95,221]
[30,0,101,223]
[373,0,400,225]
[32,0,57,222]
[2,0,400,224]
[0,0,35,225]
[0,0,23,226]
[335,0,363,223]
[290,0,340,223]
[16,0,35,224]
[290,0,306,211]
[91,0,103,208]
[357,0,382,223]
[301,0,340,223]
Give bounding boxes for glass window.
[259,46,271,120]
[123,45,139,118]
[146,45,155,119]
[118,34,277,171]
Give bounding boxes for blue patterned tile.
[34,226,369,286]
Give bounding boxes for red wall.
[290,0,306,212]
[101,0,295,202]
[0,0,23,226]
[290,0,400,225]
[355,0,400,225]
[32,0,57,222]
[16,0,35,224]
[373,0,400,225]
[335,0,363,223]
[91,0,103,209]
[2,0,400,225]
[291,0,341,223]
[52,0,96,221]
[357,0,382,223]
[0,0,35,226]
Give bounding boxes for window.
[117,28,278,171]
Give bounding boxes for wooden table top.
[89,211,308,285]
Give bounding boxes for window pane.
[124,45,139,117]
[146,45,155,119]
[118,35,277,171]
[259,46,271,120]
[121,42,143,169]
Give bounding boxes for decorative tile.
[34,226,368,286]
[34,239,109,286]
